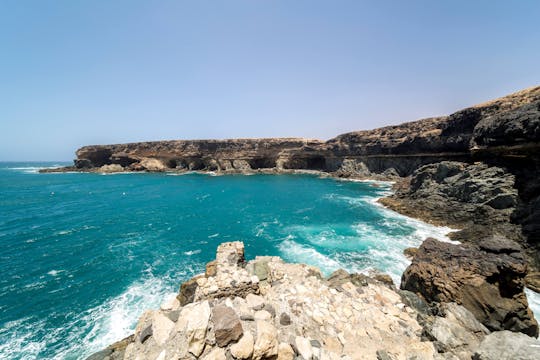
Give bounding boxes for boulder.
[203,347,227,360]
[175,300,211,357]
[212,304,243,347]
[277,343,295,360]
[401,238,538,336]
[138,158,168,171]
[252,320,278,360]
[151,312,175,346]
[177,274,203,306]
[472,330,540,360]
[424,303,489,357]
[294,336,313,360]
[230,332,254,359]
[99,164,124,173]
[246,294,265,310]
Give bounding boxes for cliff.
[55,86,539,177]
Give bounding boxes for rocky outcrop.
[472,330,540,360]
[44,86,539,176]
[68,138,328,174]
[401,238,538,337]
[379,161,521,243]
[86,242,539,360]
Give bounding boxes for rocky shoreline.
[46,86,540,358]
[88,242,539,360]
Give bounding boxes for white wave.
[47,269,65,277]
[183,250,201,256]
[334,178,396,186]
[284,187,457,285]
[208,233,219,238]
[0,264,201,360]
[0,317,49,359]
[277,237,342,273]
[526,288,540,328]
[98,171,140,176]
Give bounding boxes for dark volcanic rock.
[381,161,521,245]
[177,274,203,306]
[401,238,538,337]
[212,304,243,347]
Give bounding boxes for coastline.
[32,85,540,358]
[35,165,540,351]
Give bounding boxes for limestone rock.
[98,164,124,173]
[176,300,211,356]
[203,347,227,360]
[294,336,313,360]
[252,320,278,360]
[254,310,272,321]
[246,294,265,310]
[160,295,180,312]
[212,304,243,347]
[425,303,489,357]
[152,311,175,346]
[277,343,295,360]
[89,241,534,360]
[206,260,218,277]
[139,325,152,344]
[230,332,254,359]
[472,330,540,360]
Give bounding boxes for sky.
[1,1,539,161]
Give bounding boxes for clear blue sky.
[1,1,539,161]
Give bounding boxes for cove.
[0,162,459,359]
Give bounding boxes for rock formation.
[88,242,540,360]
[401,238,538,337]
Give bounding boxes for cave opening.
[249,157,277,169]
[306,155,327,170]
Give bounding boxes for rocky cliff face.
[54,86,539,178]
[72,138,328,173]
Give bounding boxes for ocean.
[0,162,537,359]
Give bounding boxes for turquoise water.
[0,162,482,358]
